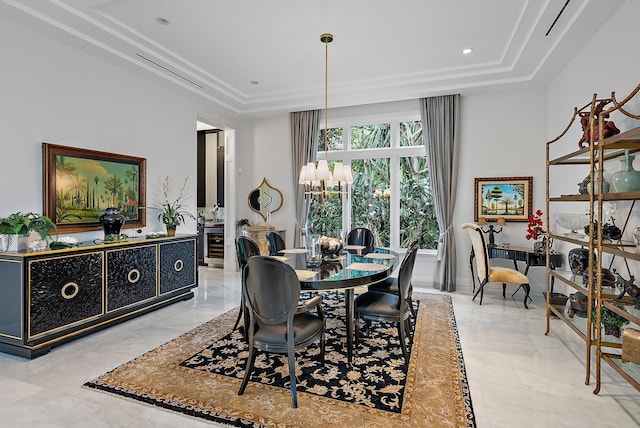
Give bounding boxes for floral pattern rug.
[84,292,475,427]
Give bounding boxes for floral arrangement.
[146,176,195,231]
[526,209,545,240]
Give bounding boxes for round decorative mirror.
[248,178,283,221]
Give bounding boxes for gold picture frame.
[43,143,147,233]
[474,176,533,222]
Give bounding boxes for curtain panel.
[290,110,320,247]
[419,94,460,291]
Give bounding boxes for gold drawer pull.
[61,282,79,300]
[128,269,141,284]
[174,260,183,272]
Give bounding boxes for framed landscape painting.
[474,176,533,222]
[43,143,147,233]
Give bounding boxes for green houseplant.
[146,176,195,236]
[600,306,630,338]
[0,212,57,251]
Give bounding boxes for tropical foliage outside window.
[308,118,438,250]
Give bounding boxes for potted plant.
[145,176,195,236]
[236,218,251,232]
[0,212,57,251]
[600,306,629,338]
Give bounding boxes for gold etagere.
[545,82,640,394]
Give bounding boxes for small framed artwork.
[474,176,533,222]
[43,143,147,233]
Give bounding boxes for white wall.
[546,0,640,294]
[0,15,237,242]
[455,89,548,291]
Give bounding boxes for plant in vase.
[145,176,195,237]
[599,306,629,338]
[0,212,57,251]
[525,209,547,252]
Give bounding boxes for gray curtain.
[419,94,460,292]
[290,110,320,247]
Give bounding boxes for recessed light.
[250,81,259,85]
[155,17,170,25]
[462,48,473,55]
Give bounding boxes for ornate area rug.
[84,292,475,427]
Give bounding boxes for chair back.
[243,256,300,326]
[236,236,261,270]
[266,231,286,255]
[347,228,375,248]
[461,223,489,283]
[397,241,419,303]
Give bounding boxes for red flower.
[526,210,545,240]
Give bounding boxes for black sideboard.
[0,235,197,358]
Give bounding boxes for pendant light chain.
[321,33,332,154]
[298,33,352,194]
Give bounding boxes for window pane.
[400,121,423,147]
[351,124,390,149]
[308,192,343,238]
[318,127,343,152]
[350,158,390,246]
[400,155,438,249]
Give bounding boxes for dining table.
[278,246,399,364]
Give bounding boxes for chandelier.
[298,33,353,195]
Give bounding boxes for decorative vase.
[568,247,594,276]
[588,173,610,194]
[166,226,176,237]
[4,234,28,252]
[533,236,546,253]
[611,150,640,193]
[100,207,125,238]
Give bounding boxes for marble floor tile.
[0,266,638,427]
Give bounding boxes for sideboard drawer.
[159,240,196,294]
[28,252,103,339]
[106,245,157,311]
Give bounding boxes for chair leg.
[287,345,298,408]
[398,321,410,364]
[232,294,243,330]
[238,342,256,396]
[522,283,531,309]
[502,283,506,299]
[408,296,417,319]
[472,279,487,305]
[404,318,413,343]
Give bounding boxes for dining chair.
[461,223,531,308]
[237,256,325,409]
[354,242,418,365]
[233,236,261,332]
[266,231,286,255]
[346,227,375,249]
[367,238,420,319]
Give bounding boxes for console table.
[0,235,197,358]
[470,245,563,295]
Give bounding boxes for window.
[309,115,437,250]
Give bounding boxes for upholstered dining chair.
[346,227,376,251]
[238,256,325,409]
[354,242,418,364]
[266,231,286,256]
[461,223,531,308]
[367,239,420,319]
[233,236,261,332]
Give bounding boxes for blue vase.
[611,150,640,192]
